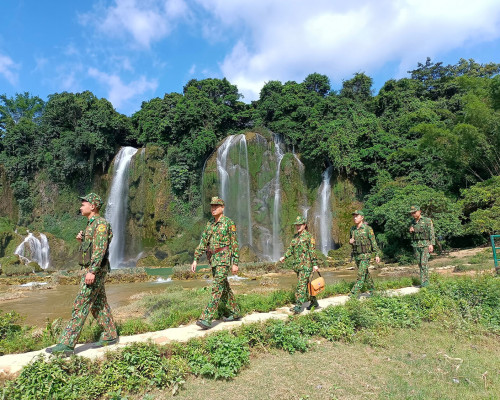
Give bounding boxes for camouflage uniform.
[59,196,117,348]
[410,213,435,287]
[283,218,319,308]
[349,221,381,298]
[194,211,240,323]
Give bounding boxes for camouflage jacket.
[283,230,319,270]
[194,215,239,266]
[350,223,381,257]
[80,215,113,274]
[410,216,435,247]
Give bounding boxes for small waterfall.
[14,232,50,269]
[293,150,310,219]
[316,166,334,255]
[105,146,138,269]
[271,134,285,261]
[216,134,253,246]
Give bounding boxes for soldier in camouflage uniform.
[349,210,381,298]
[279,216,320,314]
[191,196,241,330]
[409,205,435,287]
[48,193,118,356]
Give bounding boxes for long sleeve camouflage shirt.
[410,216,435,247]
[350,223,381,257]
[283,230,319,270]
[80,215,113,274]
[194,215,239,266]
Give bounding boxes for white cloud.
[81,0,190,48]
[189,64,196,74]
[195,0,500,100]
[0,53,19,85]
[88,67,158,109]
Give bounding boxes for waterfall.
[271,134,285,261]
[292,150,310,219]
[316,166,334,255]
[105,146,138,269]
[14,232,50,269]
[216,134,253,246]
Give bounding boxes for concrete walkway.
[0,286,420,377]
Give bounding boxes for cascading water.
[316,166,334,255]
[292,150,310,219]
[105,146,138,269]
[216,134,253,246]
[271,134,285,261]
[14,232,50,269]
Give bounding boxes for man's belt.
[206,246,229,262]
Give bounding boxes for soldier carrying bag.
[308,271,325,296]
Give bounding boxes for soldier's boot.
[47,343,74,357]
[306,298,320,310]
[196,319,212,330]
[92,335,119,348]
[223,314,241,322]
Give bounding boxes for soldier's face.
[211,204,224,217]
[80,201,95,217]
[411,210,421,219]
[353,214,363,224]
[295,223,306,233]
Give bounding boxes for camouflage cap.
[409,205,420,213]
[352,210,364,216]
[79,193,103,209]
[210,196,225,206]
[293,215,307,225]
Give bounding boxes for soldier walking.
[191,196,241,330]
[48,193,118,356]
[349,210,380,298]
[409,205,435,287]
[279,216,320,314]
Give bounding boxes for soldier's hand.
[349,238,355,244]
[76,231,84,242]
[191,261,197,273]
[232,264,238,274]
[85,272,95,285]
[375,256,380,264]
[428,245,434,253]
[409,226,415,233]
[279,256,285,263]
[313,265,319,272]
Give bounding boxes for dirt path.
[0,286,419,377]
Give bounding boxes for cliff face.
[0,133,361,269]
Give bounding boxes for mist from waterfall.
[217,134,253,247]
[316,166,334,255]
[105,146,138,269]
[14,232,50,269]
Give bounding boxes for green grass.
[3,275,500,399]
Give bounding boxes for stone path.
[0,286,419,376]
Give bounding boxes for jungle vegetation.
[1,58,499,259]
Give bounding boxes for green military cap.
[79,193,103,208]
[210,196,225,206]
[293,215,307,225]
[409,205,420,213]
[352,210,364,216]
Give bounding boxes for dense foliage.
[1,58,499,256]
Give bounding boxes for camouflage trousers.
[350,254,374,298]
[295,266,314,306]
[200,264,240,323]
[59,270,117,348]
[414,246,430,286]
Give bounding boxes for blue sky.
[1,0,500,115]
